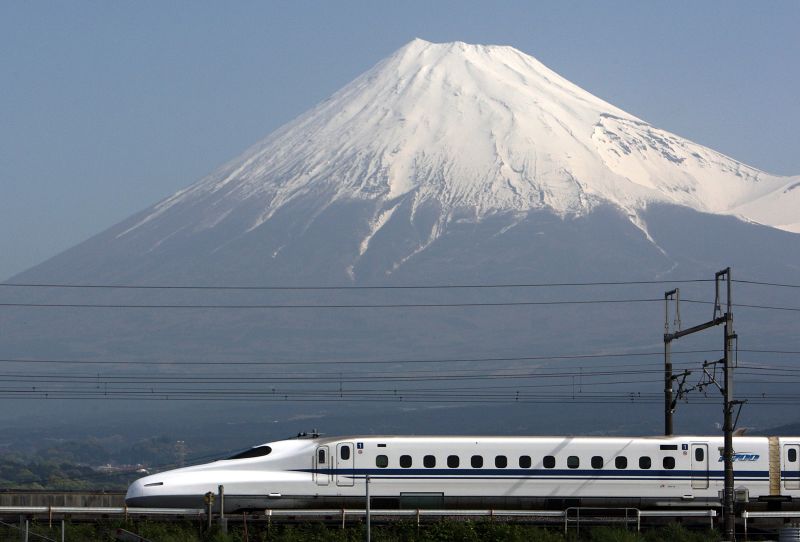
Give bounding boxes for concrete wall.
[0,491,125,507]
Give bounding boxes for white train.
[126,434,800,511]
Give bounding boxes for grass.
[0,519,723,542]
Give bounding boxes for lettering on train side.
[717,453,760,462]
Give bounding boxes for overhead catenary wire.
[1,375,796,392]
[2,388,797,405]
[1,276,797,409]
[0,358,793,392]
[0,372,670,386]
[0,368,794,392]
[0,348,797,368]
[0,298,664,309]
[0,278,717,290]
[2,277,799,290]
[0,349,726,366]
[1,298,798,311]
[679,299,800,312]
[733,279,800,289]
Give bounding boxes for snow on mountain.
[6,40,800,436]
[729,178,800,233]
[117,38,798,261]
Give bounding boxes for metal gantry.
[663,267,738,541]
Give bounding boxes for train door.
[783,444,800,490]
[691,443,709,489]
[315,446,330,486]
[336,442,355,487]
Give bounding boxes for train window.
[317,449,326,464]
[495,455,507,468]
[424,455,436,468]
[400,455,412,468]
[447,455,460,468]
[567,456,580,469]
[663,457,675,469]
[227,446,272,460]
[376,455,388,468]
[615,456,627,469]
[591,456,603,469]
[543,456,556,469]
[695,448,705,462]
[790,449,798,462]
[639,456,651,469]
[340,446,351,461]
[471,455,484,468]
[519,455,532,469]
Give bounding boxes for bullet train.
[126,433,800,511]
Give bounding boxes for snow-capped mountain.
[6,39,800,437]
[116,38,798,277]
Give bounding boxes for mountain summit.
[118,38,798,265]
[6,40,800,437]
[14,39,800,287]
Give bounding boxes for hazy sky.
[1,1,798,280]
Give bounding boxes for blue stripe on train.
[299,468,769,479]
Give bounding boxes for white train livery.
[126,434,800,511]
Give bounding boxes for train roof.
[289,434,774,445]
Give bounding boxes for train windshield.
[225,446,272,460]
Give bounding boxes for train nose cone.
[125,478,146,506]
[126,476,168,507]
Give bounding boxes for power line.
[0,298,663,309]
[0,371,669,385]
[2,277,797,291]
[5,371,796,392]
[1,388,796,405]
[681,299,800,312]
[734,279,800,289]
[2,298,797,311]
[0,348,793,369]
[13,374,788,392]
[735,303,800,312]
[0,349,722,366]
[0,279,715,291]
[740,349,800,355]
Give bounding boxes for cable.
[1,277,796,292]
[0,279,715,291]
[0,298,663,309]
[0,349,720,366]
[1,388,795,405]
[0,373,668,387]
[740,349,800,355]
[681,299,800,312]
[4,298,797,311]
[734,303,800,312]
[734,279,800,289]
[0,371,668,382]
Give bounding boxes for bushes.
[0,519,722,541]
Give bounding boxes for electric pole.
[720,268,737,542]
[664,288,679,436]
[663,267,738,540]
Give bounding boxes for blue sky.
[1,1,798,280]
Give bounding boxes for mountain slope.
[5,39,800,439]
[102,38,798,281]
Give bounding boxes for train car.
[125,434,800,512]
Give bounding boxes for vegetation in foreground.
[0,519,722,542]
